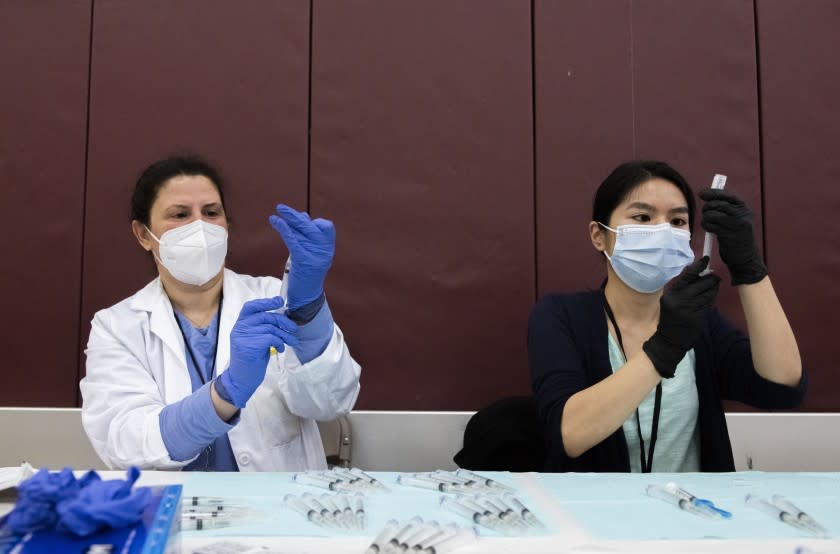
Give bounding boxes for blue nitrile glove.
[56,467,151,537]
[219,296,299,408]
[268,204,336,310]
[5,467,150,538]
[5,468,79,533]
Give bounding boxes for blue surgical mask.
[600,222,694,293]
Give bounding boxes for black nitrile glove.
[699,188,768,286]
[643,257,721,378]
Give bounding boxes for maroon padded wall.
[1,1,838,411]
[633,0,762,326]
[536,0,761,328]
[0,1,91,406]
[81,0,310,383]
[757,0,840,411]
[310,1,535,410]
[534,0,634,295]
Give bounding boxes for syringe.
[408,524,458,552]
[398,521,441,553]
[333,493,356,529]
[746,494,817,535]
[181,515,232,531]
[294,471,354,492]
[182,506,249,519]
[313,493,350,528]
[700,174,727,276]
[647,483,731,519]
[397,474,465,493]
[268,256,293,362]
[364,519,400,554]
[416,525,478,554]
[318,493,356,529]
[298,493,339,527]
[384,517,424,554]
[320,469,371,491]
[440,496,507,532]
[455,469,515,493]
[771,495,829,538]
[429,471,478,488]
[284,493,328,527]
[184,496,229,508]
[350,467,391,492]
[353,492,367,530]
[500,493,544,528]
[328,468,378,491]
[278,256,291,308]
[473,494,527,529]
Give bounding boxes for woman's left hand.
[269,204,336,310]
[699,189,768,285]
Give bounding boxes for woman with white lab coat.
[80,156,361,471]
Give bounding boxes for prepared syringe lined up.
[180,496,257,532]
[440,493,545,536]
[364,517,477,554]
[284,492,367,531]
[396,470,515,493]
[293,468,390,493]
[745,494,829,538]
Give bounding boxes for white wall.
[726,413,840,472]
[0,408,837,472]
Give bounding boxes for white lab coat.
[80,268,361,471]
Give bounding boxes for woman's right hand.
[218,297,299,408]
[643,257,721,378]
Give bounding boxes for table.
[3,470,839,553]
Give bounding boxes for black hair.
[130,155,228,226]
[592,160,696,235]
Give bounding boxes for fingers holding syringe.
[241,311,298,336]
[246,324,299,352]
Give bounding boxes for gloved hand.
[219,297,299,408]
[643,257,721,378]
[699,188,768,285]
[268,204,336,310]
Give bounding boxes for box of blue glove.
[0,484,182,554]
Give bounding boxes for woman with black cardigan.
[528,161,806,472]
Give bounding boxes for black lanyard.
[602,293,661,474]
[175,296,223,386]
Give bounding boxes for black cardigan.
[528,290,807,472]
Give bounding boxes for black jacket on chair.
[454,396,546,472]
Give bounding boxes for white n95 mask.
[146,219,228,286]
[600,222,694,293]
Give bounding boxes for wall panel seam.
[531,0,538,301]
[76,0,96,407]
[306,0,314,212]
[629,0,636,158]
[752,0,768,266]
